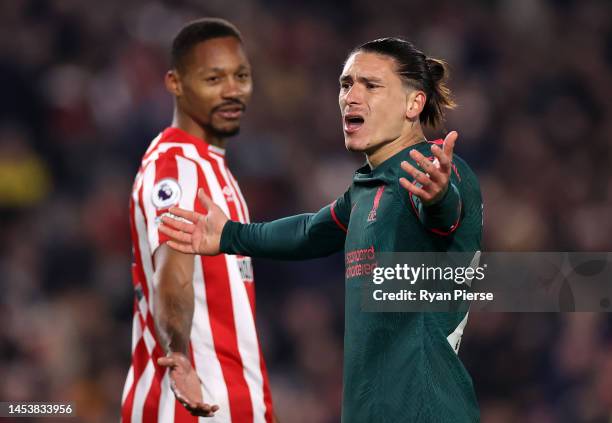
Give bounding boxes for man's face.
[177,37,252,138]
[339,52,409,153]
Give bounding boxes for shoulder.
[450,154,482,210]
[451,154,479,186]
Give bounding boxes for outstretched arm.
[159,189,347,259]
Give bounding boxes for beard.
[205,100,246,139]
[207,123,241,138]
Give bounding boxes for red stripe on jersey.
[225,168,273,422]
[373,185,385,209]
[122,336,149,422]
[174,396,198,423]
[195,165,254,423]
[207,156,241,222]
[368,185,386,222]
[142,372,160,422]
[143,128,205,162]
[209,157,257,311]
[171,347,198,422]
[134,176,155,318]
[259,345,274,423]
[330,201,348,233]
[223,165,247,222]
[122,194,148,422]
[452,163,461,182]
[130,189,150,307]
[136,310,165,422]
[227,169,250,222]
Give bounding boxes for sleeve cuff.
[220,220,243,254]
[418,183,462,235]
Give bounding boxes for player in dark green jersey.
[159,37,483,422]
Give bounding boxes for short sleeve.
[140,151,199,254]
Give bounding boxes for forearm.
[221,212,344,260]
[152,246,195,355]
[417,183,462,234]
[154,279,194,355]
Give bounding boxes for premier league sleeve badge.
[151,178,182,209]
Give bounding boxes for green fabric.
[417,181,462,233]
[221,141,483,422]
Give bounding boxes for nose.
[343,84,363,106]
[221,77,243,99]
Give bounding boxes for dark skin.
[154,35,252,417]
[165,36,253,148]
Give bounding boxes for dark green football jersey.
[221,140,483,422]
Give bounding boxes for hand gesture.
[157,352,220,417]
[399,131,457,206]
[158,188,229,255]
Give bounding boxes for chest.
[345,184,401,250]
[346,181,437,254]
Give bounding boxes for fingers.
[197,188,214,211]
[167,240,196,254]
[157,356,177,368]
[174,388,219,417]
[400,161,431,187]
[399,177,430,200]
[442,131,457,161]
[408,149,445,182]
[167,206,199,223]
[159,223,193,245]
[430,144,450,173]
[161,215,195,234]
[188,402,220,417]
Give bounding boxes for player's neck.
[170,112,227,149]
[366,128,426,169]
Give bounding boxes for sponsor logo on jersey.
[237,256,254,282]
[152,178,181,209]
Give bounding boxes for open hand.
[158,188,228,255]
[399,131,457,205]
[157,352,220,417]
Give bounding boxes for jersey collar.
[161,127,226,158]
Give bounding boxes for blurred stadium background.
[1,0,612,422]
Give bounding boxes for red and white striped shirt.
[121,127,274,423]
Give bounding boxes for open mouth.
[344,114,365,134]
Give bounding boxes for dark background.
[1,0,612,421]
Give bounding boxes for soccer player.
[160,38,483,422]
[121,19,274,422]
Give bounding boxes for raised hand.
[399,131,457,205]
[158,352,220,417]
[158,188,229,255]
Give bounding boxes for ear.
[165,70,183,97]
[406,90,426,120]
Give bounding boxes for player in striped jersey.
[121,19,274,422]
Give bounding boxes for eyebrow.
[339,75,384,84]
[198,64,251,75]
